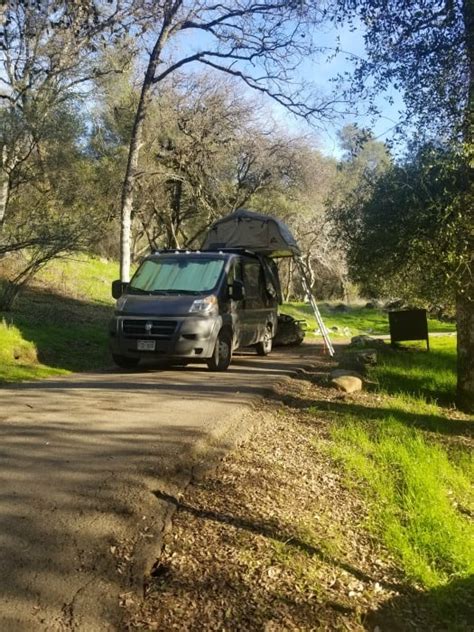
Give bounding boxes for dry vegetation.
[122,356,472,631]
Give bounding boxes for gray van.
[109,249,280,371]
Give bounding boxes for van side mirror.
[112,279,128,300]
[231,280,245,301]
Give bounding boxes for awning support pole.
[295,256,335,357]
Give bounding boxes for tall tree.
[332,0,473,411]
[117,0,338,282]
[335,145,470,310]
[0,0,134,308]
[0,1,132,227]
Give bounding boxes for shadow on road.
[0,343,324,628]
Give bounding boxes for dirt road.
[0,345,323,631]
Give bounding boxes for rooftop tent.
[202,208,301,258]
[202,208,334,356]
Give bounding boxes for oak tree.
[332,0,473,411]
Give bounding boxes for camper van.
[109,249,280,371]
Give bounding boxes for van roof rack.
[151,248,198,254]
[202,247,258,256]
[151,247,258,256]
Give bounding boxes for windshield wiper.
[130,288,207,295]
[128,287,150,295]
[149,289,174,295]
[150,289,201,295]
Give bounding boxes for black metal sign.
[388,309,430,350]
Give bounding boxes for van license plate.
[137,340,156,351]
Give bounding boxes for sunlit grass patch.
[314,334,473,592]
[282,302,456,338]
[371,336,457,404]
[0,320,67,383]
[36,253,118,305]
[327,415,473,588]
[9,317,111,373]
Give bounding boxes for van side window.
[243,261,262,300]
[227,263,236,285]
[226,260,242,298]
[227,260,243,284]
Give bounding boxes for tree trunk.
[119,21,171,282]
[341,276,349,303]
[0,146,11,228]
[456,290,474,412]
[456,0,474,412]
[120,83,153,282]
[283,258,293,302]
[167,179,182,248]
[304,254,316,290]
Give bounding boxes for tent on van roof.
[202,208,301,258]
[203,208,334,356]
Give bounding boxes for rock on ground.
[330,374,363,393]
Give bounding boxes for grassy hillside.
[0,320,67,382]
[36,255,119,305]
[0,254,118,383]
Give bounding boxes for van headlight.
[189,294,218,315]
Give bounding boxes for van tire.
[207,330,232,371]
[256,327,272,356]
[112,354,140,369]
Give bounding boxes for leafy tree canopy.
[335,144,472,309]
[332,0,471,142]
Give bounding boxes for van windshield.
[129,257,225,294]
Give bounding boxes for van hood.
[116,293,204,317]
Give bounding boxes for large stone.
[330,368,364,380]
[330,374,363,393]
[351,335,386,349]
[355,349,378,365]
[337,348,377,374]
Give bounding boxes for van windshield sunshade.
[129,257,225,294]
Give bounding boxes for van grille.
[122,319,177,340]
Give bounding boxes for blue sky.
[271,22,405,156]
[167,17,406,159]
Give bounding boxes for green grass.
[35,253,120,305]
[0,320,67,382]
[0,253,117,383]
[281,302,456,337]
[372,337,457,405]
[310,336,473,625]
[329,415,473,587]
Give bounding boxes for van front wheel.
[256,328,272,356]
[207,331,232,371]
